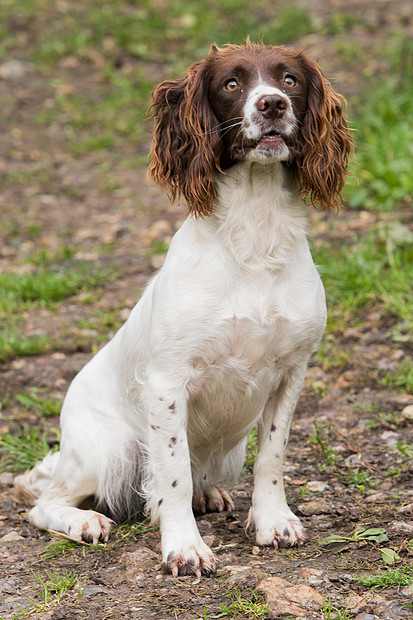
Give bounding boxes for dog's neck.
[203,162,309,271]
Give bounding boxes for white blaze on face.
[241,83,297,163]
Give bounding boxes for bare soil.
[1,1,413,618]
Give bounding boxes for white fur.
[15,89,327,577]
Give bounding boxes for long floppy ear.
[296,54,353,210]
[147,57,222,218]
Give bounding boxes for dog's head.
[148,42,353,217]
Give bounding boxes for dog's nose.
[256,94,287,118]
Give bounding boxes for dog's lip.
[256,132,286,149]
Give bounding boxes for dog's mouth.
[231,129,292,160]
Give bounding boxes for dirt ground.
[1,1,413,618]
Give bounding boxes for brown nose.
[257,94,287,118]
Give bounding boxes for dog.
[15,42,352,577]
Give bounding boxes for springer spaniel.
[16,43,352,577]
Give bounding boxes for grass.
[12,569,82,618]
[313,225,413,349]
[0,262,113,362]
[345,37,413,210]
[16,388,62,417]
[354,564,413,589]
[216,587,270,618]
[0,424,60,472]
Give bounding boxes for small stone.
[365,492,387,503]
[354,615,378,620]
[0,472,14,487]
[0,60,32,79]
[0,531,24,542]
[386,521,413,538]
[402,405,413,420]
[397,503,413,515]
[257,576,323,618]
[297,498,331,516]
[251,546,260,555]
[306,480,328,492]
[120,547,158,577]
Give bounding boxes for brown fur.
[148,42,353,217]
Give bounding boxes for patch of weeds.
[114,518,154,544]
[16,388,62,417]
[396,442,413,459]
[31,568,81,604]
[345,469,372,491]
[367,409,405,430]
[218,587,269,618]
[309,422,339,472]
[345,35,413,210]
[354,563,413,589]
[322,596,352,620]
[381,359,413,394]
[314,228,413,329]
[320,525,389,547]
[40,533,106,561]
[0,328,53,363]
[0,424,60,472]
[313,334,350,371]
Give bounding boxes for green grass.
[0,424,60,472]
[345,36,413,210]
[313,226,413,336]
[354,564,413,589]
[16,388,62,417]
[0,262,112,361]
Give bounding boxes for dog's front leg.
[144,378,215,577]
[248,364,307,549]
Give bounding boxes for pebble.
[297,498,331,515]
[0,531,24,542]
[0,60,32,79]
[306,480,328,492]
[257,575,323,617]
[0,472,14,487]
[386,521,413,537]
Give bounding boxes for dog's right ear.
[148,57,223,218]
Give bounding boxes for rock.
[306,480,328,492]
[224,565,260,586]
[120,546,159,577]
[0,531,24,542]
[257,576,323,618]
[354,615,379,620]
[0,60,32,79]
[402,405,413,420]
[386,521,413,537]
[297,498,331,515]
[0,472,14,487]
[397,503,413,515]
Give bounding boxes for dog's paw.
[161,541,216,577]
[68,510,114,545]
[193,486,234,514]
[248,507,304,549]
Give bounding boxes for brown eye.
[225,79,239,91]
[284,75,297,87]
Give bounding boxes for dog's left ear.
[148,53,222,218]
[296,54,353,210]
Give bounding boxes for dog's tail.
[14,451,60,505]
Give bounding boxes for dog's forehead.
[209,46,304,80]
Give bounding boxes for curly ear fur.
[147,56,222,218]
[296,54,353,210]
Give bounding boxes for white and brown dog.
[16,42,352,577]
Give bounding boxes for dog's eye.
[284,75,297,87]
[225,79,239,91]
